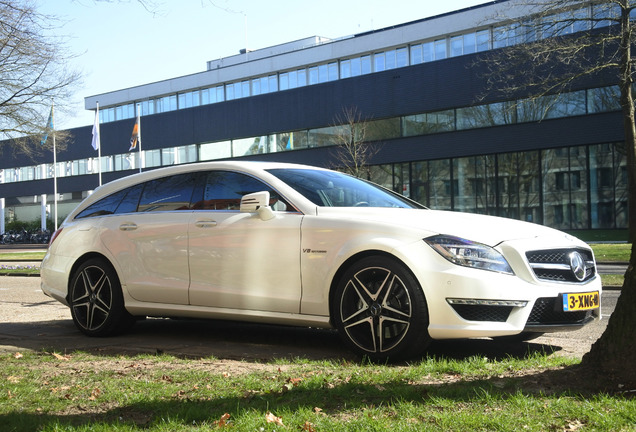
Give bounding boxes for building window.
[434,39,447,59]
[178,90,200,109]
[450,35,463,57]
[587,86,620,113]
[318,64,329,83]
[327,62,338,81]
[200,141,231,161]
[476,29,490,51]
[403,111,455,135]
[309,66,319,85]
[360,55,372,74]
[463,32,476,54]
[139,100,155,116]
[144,149,161,168]
[396,47,408,67]
[374,52,386,71]
[157,95,177,113]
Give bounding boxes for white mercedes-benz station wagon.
[40,161,601,360]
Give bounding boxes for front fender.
[299,216,423,316]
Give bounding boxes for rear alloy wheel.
[69,258,134,336]
[333,256,430,361]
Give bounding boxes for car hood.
[315,207,580,247]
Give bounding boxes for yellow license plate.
[562,291,600,312]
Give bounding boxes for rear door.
[99,173,198,305]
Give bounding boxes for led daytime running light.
[425,235,514,275]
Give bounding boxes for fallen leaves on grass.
[50,352,71,361]
[88,387,101,401]
[213,413,231,427]
[265,411,284,426]
[302,421,316,431]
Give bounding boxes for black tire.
[69,258,135,336]
[332,256,431,361]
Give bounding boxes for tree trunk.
[582,244,636,385]
[580,2,636,386]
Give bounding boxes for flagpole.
[137,104,142,173]
[96,102,102,185]
[52,101,58,232]
[95,102,102,186]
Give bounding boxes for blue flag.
[40,107,53,146]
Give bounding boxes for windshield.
[268,168,422,208]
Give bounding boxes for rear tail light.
[48,227,63,246]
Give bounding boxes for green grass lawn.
[0,251,46,261]
[1,351,634,431]
[589,243,631,263]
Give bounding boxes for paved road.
[597,263,628,275]
[0,276,618,361]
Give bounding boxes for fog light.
[446,298,528,307]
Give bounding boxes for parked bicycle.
[0,229,51,244]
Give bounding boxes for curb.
[1,259,43,262]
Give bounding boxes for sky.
[40,0,490,129]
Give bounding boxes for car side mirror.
[240,191,275,221]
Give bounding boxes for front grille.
[527,297,591,325]
[526,248,596,283]
[450,304,512,322]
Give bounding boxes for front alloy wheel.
[333,256,430,361]
[69,258,134,336]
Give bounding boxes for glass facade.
[369,144,627,230]
[2,81,629,231]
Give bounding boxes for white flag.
[91,108,100,151]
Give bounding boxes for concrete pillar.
[0,197,4,234]
[41,194,47,231]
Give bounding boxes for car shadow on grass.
[0,316,561,363]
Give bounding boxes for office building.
[0,0,628,236]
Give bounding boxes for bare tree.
[0,0,80,155]
[329,106,380,179]
[479,0,636,384]
[90,0,162,14]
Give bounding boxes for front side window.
[192,171,291,211]
[138,173,198,212]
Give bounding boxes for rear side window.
[113,184,143,214]
[75,174,197,219]
[137,173,198,212]
[75,188,130,219]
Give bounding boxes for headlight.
[424,235,514,275]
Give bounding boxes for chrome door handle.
[119,223,138,231]
[195,220,217,228]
